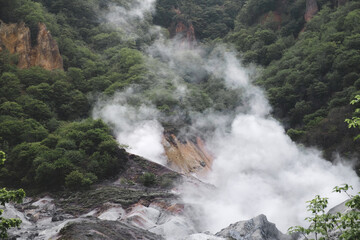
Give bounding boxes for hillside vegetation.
[0,0,359,192]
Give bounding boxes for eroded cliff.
[0,21,63,70]
[169,8,196,46]
[162,134,213,176]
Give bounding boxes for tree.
[288,184,360,240]
[345,95,360,140]
[0,151,25,239]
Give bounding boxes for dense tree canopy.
[1,0,360,191]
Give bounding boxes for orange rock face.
[169,8,196,46]
[175,21,196,43]
[0,21,63,70]
[304,0,318,22]
[162,134,213,176]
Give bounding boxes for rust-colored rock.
[175,21,196,43]
[304,0,318,22]
[0,21,32,68]
[169,8,196,47]
[162,134,213,176]
[0,21,63,70]
[31,23,63,70]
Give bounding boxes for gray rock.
[58,218,164,240]
[216,214,292,240]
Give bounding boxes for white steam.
[104,0,157,36]
[180,52,360,232]
[95,0,360,237]
[93,90,167,165]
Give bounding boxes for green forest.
[0,0,360,194]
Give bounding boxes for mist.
[93,89,167,165]
[104,0,157,38]
[93,0,360,236]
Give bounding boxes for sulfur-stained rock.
[162,134,213,176]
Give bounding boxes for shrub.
[139,172,156,187]
[65,170,96,190]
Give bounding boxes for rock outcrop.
[58,219,164,240]
[162,134,213,176]
[0,21,63,70]
[169,8,196,46]
[304,0,318,22]
[174,21,196,42]
[216,214,292,240]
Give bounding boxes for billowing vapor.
[93,90,167,165]
[104,0,156,36]
[180,50,359,232]
[94,0,360,237]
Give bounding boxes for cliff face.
[0,21,63,70]
[169,8,196,46]
[304,0,319,22]
[162,134,213,176]
[174,21,196,43]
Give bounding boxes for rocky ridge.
[0,21,63,70]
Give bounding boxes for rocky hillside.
[0,0,359,239]
[4,152,295,239]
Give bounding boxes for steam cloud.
[94,0,360,237]
[104,0,157,37]
[93,89,167,165]
[182,53,359,232]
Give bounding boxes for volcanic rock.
[216,214,292,240]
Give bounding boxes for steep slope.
[162,134,213,175]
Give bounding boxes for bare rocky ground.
[3,154,208,239]
[3,153,296,240]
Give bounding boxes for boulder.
[216,214,292,240]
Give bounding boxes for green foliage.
[0,72,21,102]
[289,184,360,240]
[65,170,96,190]
[139,172,156,187]
[29,119,125,190]
[154,0,243,40]
[345,95,360,140]
[0,151,25,239]
[255,2,360,159]
[0,0,359,195]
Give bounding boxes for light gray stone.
[216,214,293,240]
